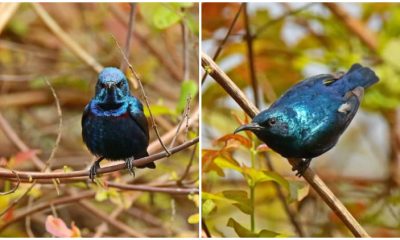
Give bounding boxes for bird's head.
[95,67,130,108]
[234,109,290,140]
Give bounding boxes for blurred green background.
[202,2,400,237]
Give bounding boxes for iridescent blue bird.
[82,67,154,181]
[234,64,379,176]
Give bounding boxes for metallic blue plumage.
[82,67,153,180]
[235,64,379,175]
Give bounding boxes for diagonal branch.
[201,51,370,238]
[31,3,103,73]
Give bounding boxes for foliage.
[0,2,199,237]
[202,2,400,237]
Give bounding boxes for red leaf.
[213,134,252,149]
[45,215,81,238]
[14,150,40,164]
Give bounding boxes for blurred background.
[202,2,400,237]
[0,2,199,237]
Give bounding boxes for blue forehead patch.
[99,67,126,82]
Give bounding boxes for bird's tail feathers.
[136,151,156,169]
[345,63,379,89]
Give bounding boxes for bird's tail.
[345,63,379,89]
[136,151,156,169]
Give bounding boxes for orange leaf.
[213,133,252,149]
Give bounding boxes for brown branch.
[0,137,198,180]
[0,171,20,195]
[253,3,315,38]
[112,36,171,156]
[201,3,243,85]
[243,3,259,108]
[201,51,370,238]
[0,190,95,232]
[78,200,146,237]
[323,3,378,53]
[31,3,103,73]
[120,3,137,71]
[109,4,182,82]
[0,3,20,35]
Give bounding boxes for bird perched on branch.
[234,64,379,176]
[82,67,154,181]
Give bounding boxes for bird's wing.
[128,98,150,144]
[81,103,90,127]
[337,86,363,125]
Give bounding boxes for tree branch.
[0,137,198,180]
[323,3,378,53]
[201,51,370,238]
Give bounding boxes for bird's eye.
[267,118,277,126]
[100,82,106,88]
[118,81,123,88]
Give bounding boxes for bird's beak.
[234,122,263,134]
[105,82,116,89]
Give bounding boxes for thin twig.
[202,218,211,238]
[243,3,259,108]
[0,3,20,35]
[0,171,20,195]
[181,8,190,81]
[0,137,199,180]
[79,200,147,237]
[0,180,37,218]
[112,35,171,156]
[169,96,192,149]
[201,52,370,238]
[177,144,197,184]
[120,3,137,71]
[109,4,182,81]
[201,3,243,85]
[323,3,378,53]
[253,3,315,38]
[44,79,63,170]
[31,3,103,73]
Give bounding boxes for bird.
[234,64,379,176]
[82,67,154,181]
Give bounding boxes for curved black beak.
[234,122,263,134]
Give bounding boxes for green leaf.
[227,218,256,237]
[202,199,217,217]
[222,190,252,215]
[227,218,286,237]
[243,168,288,188]
[140,3,186,29]
[288,180,310,203]
[143,104,176,117]
[176,80,198,113]
[95,188,108,202]
[187,213,199,224]
[214,157,243,173]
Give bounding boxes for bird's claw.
[126,158,136,177]
[292,158,311,177]
[89,161,101,182]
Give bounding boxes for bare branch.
[201,3,243,84]
[0,137,199,180]
[31,3,103,73]
[0,171,20,195]
[120,3,137,71]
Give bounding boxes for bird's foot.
[292,158,311,177]
[89,157,104,182]
[125,158,136,177]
